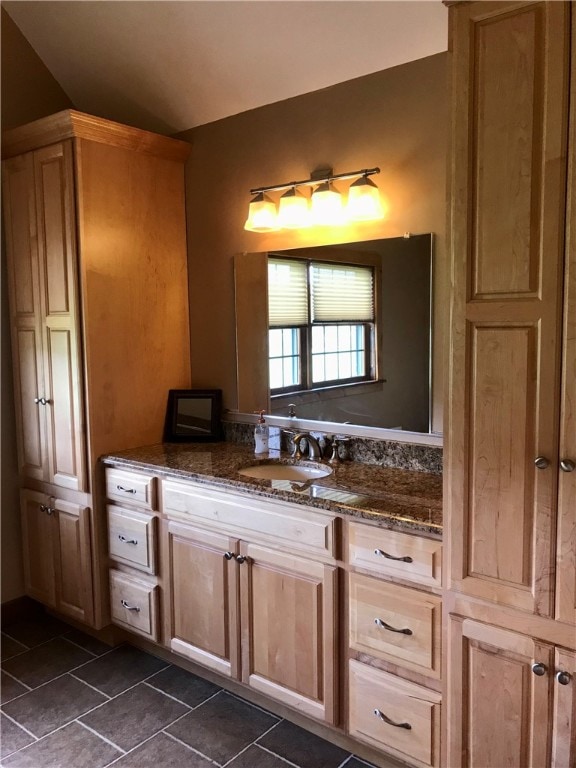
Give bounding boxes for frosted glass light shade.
[346,176,385,221]
[244,193,279,232]
[277,188,311,229]
[311,181,346,226]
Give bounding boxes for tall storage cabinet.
[444,2,575,766]
[2,110,191,628]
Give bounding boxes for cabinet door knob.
[373,709,412,730]
[120,599,140,612]
[374,548,413,563]
[531,662,547,676]
[235,555,249,564]
[374,617,413,635]
[560,459,575,473]
[534,456,550,469]
[223,551,234,560]
[556,670,572,685]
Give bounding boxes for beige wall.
[180,53,447,433]
[1,8,74,603]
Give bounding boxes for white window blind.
[311,263,374,322]
[268,258,309,326]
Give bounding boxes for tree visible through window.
[268,257,375,393]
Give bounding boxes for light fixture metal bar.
[249,167,380,196]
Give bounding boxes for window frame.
[268,255,378,395]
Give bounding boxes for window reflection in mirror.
[234,234,433,435]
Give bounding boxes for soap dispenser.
[254,411,269,454]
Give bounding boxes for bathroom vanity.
[102,442,442,768]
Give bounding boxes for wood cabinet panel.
[349,660,441,767]
[20,490,57,607]
[552,648,576,768]
[107,506,156,574]
[54,499,93,625]
[239,542,337,724]
[347,522,442,589]
[446,616,552,768]
[349,573,441,678]
[110,570,158,641]
[20,489,93,623]
[162,521,239,678]
[471,3,546,299]
[446,0,571,619]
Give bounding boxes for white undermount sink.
[238,462,333,481]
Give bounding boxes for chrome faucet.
[293,433,323,461]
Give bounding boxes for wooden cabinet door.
[3,154,48,483]
[552,648,576,768]
[162,520,239,677]
[34,143,86,493]
[447,616,553,768]
[53,499,93,625]
[20,490,57,607]
[556,16,576,626]
[239,541,338,724]
[446,1,571,617]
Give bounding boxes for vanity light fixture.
[244,192,280,232]
[244,167,384,232]
[277,186,311,229]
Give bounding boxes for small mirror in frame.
[164,389,223,442]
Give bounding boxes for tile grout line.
[1,668,33,691]
[76,720,127,754]
[0,709,39,741]
[246,743,303,768]
[144,681,223,711]
[220,717,287,768]
[162,730,223,766]
[68,672,112,700]
[61,635,101,658]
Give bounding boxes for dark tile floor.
[0,614,378,768]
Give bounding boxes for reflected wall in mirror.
[235,234,434,435]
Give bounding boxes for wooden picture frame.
[163,389,223,442]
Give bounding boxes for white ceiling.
[4,1,448,134]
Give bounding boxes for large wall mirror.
[234,234,438,440]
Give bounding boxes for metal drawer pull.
[374,617,413,635]
[235,555,249,564]
[224,551,235,560]
[560,459,575,473]
[556,670,572,685]
[120,599,140,612]
[118,535,138,545]
[373,709,412,730]
[39,504,54,515]
[116,485,137,494]
[374,548,413,563]
[534,456,550,469]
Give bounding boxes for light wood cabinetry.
[161,485,338,724]
[444,1,576,765]
[346,520,442,767]
[21,489,93,625]
[2,111,191,628]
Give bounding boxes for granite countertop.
[102,442,442,536]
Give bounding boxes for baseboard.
[1,596,44,626]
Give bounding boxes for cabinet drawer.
[348,522,441,588]
[110,570,158,641]
[348,660,441,767]
[107,506,156,574]
[349,573,441,678]
[162,480,336,559]
[106,468,156,510]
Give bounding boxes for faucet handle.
[328,436,350,463]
